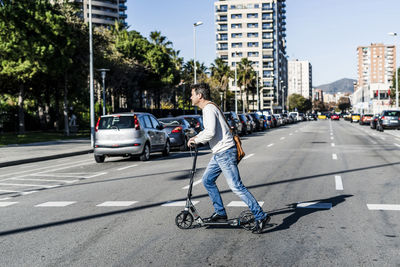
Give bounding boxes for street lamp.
[193,21,203,114]
[388,32,399,109]
[219,91,223,110]
[234,55,238,114]
[97,69,110,115]
[280,80,284,112]
[251,62,260,111]
[89,0,94,147]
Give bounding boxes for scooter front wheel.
[239,210,255,231]
[175,211,194,229]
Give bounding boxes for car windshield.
[98,116,134,129]
[383,111,400,116]
[159,119,182,126]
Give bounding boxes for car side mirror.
[157,125,164,130]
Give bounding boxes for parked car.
[274,114,285,126]
[370,115,379,129]
[289,112,300,122]
[248,112,265,131]
[223,111,242,135]
[238,114,251,135]
[245,114,257,132]
[351,113,361,123]
[331,114,340,120]
[376,110,400,131]
[176,115,204,133]
[270,115,278,127]
[343,113,351,121]
[359,114,373,125]
[260,114,270,129]
[94,113,170,163]
[159,117,197,151]
[318,114,327,120]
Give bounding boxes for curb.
[0,149,93,168]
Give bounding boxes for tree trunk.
[18,85,25,134]
[63,73,70,136]
[54,86,60,131]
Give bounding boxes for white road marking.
[0,189,21,193]
[117,164,138,171]
[397,138,400,142]
[372,133,377,136]
[11,178,77,184]
[162,201,199,207]
[182,179,202,189]
[267,143,274,147]
[0,202,18,207]
[330,133,333,136]
[367,204,400,211]
[380,137,386,140]
[331,143,335,147]
[330,137,334,140]
[289,133,293,136]
[35,201,76,207]
[227,201,264,207]
[0,182,57,188]
[394,143,400,147]
[0,197,11,201]
[335,175,343,190]
[97,201,138,207]
[21,191,38,195]
[280,137,285,140]
[332,154,338,160]
[297,202,332,209]
[243,154,254,160]
[295,130,298,132]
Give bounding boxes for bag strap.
[207,102,233,134]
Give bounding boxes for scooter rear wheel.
[239,210,255,231]
[175,211,194,229]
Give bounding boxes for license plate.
[390,120,398,123]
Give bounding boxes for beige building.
[79,0,127,28]
[288,59,312,99]
[215,0,288,112]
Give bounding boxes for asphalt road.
[0,120,399,266]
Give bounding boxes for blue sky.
[126,0,400,86]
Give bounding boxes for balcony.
[216,18,227,22]
[119,4,127,10]
[119,13,127,19]
[217,47,228,51]
[216,8,228,13]
[217,28,228,32]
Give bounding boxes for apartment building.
[78,0,127,28]
[215,0,287,112]
[288,59,312,99]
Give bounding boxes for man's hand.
[187,137,196,148]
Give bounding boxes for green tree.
[237,58,256,112]
[338,96,351,112]
[289,94,312,112]
[210,58,232,111]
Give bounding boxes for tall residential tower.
[78,0,127,28]
[215,0,287,112]
[288,60,312,99]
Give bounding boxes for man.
[187,83,270,234]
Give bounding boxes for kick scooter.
[175,144,256,230]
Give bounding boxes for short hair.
[191,83,211,100]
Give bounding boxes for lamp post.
[89,0,94,147]
[280,80,284,112]
[220,92,223,110]
[388,32,398,109]
[234,55,238,115]
[193,21,203,114]
[97,69,110,115]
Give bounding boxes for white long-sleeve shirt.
[194,103,235,154]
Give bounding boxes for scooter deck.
[201,218,240,227]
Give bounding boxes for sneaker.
[204,212,228,222]
[252,215,271,234]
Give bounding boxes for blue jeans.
[202,146,266,221]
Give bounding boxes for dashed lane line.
[243,153,255,160]
[96,201,138,207]
[117,164,138,171]
[227,201,264,207]
[162,201,199,207]
[335,175,343,190]
[367,204,400,211]
[297,202,332,209]
[280,137,285,140]
[35,201,76,207]
[10,178,78,184]
[0,202,18,207]
[182,179,202,190]
[332,154,338,160]
[267,143,274,147]
[331,143,335,147]
[0,182,58,189]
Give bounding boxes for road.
[0,120,399,266]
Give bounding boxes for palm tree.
[210,58,232,111]
[237,58,256,112]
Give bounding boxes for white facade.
[215,0,287,112]
[288,60,312,99]
[81,0,127,28]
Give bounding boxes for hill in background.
[315,78,356,94]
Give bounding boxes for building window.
[262,32,273,39]
[262,23,273,30]
[231,14,242,19]
[248,52,259,57]
[232,42,242,48]
[262,3,272,10]
[262,13,272,20]
[263,42,273,49]
[231,23,242,29]
[247,42,259,47]
[232,52,243,57]
[231,33,242,38]
[218,33,228,40]
[247,13,258,19]
[263,70,273,78]
[247,23,258,28]
[247,32,259,38]
[220,55,228,60]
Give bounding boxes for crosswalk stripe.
[0,202,18,207]
[227,201,264,207]
[96,201,138,207]
[243,154,254,160]
[162,201,199,207]
[35,201,76,207]
[367,204,400,211]
[297,202,332,209]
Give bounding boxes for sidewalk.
[0,139,93,168]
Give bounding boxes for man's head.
[191,83,211,107]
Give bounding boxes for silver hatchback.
[94,113,170,163]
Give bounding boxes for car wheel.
[162,140,170,156]
[140,143,150,161]
[180,137,188,151]
[94,155,105,163]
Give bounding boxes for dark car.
[238,114,251,135]
[248,113,265,131]
[376,110,400,131]
[223,111,242,135]
[159,117,197,151]
[260,114,269,129]
[370,115,379,129]
[271,115,278,127]
[176,115,204,134]
[245,114,257,132]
